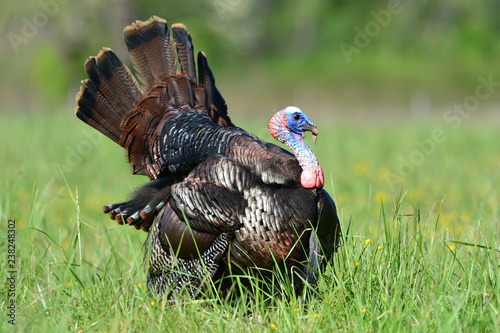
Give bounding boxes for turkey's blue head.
[283,106,319,142]
[269,106,324,189]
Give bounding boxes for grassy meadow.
[0,110,499,332]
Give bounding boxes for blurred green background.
[1,0,500,121]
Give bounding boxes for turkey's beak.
[302,124,319,144]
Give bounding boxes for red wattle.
[301,168,324,189]
[317,166,324,189]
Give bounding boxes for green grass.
[1,111,499,332]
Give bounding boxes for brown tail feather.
[85,49,142,112]
[176,76,195,105]
[171,23,196,84]
[197,52,231,126]
[123,16,177,89]
[75,48,143,144]
[76,81,121,143]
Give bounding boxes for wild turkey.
[75,16,341,298]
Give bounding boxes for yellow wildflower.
[67,282,70,288]
[378,246,383,251]
[270,323,276,329]
[151,301,155,307]
[312,313,318,319]
[137,282,142,289]
[362,308,366,314]
[449,245,456,251]
[364,239,371,245]
[353,163,367,177]
[355,262,360,267]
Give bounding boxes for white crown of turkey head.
[269,106,324,189]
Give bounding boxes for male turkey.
[75,16,341,298]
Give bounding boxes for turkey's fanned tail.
[123,16,177,88]
[197,52,231,126]
[171,24,196,84]
[75,48,143,145]
[76,16,233,179]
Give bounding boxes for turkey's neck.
[285,132,324,189]
[269,110,324,189]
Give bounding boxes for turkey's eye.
[293,114,301,121]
